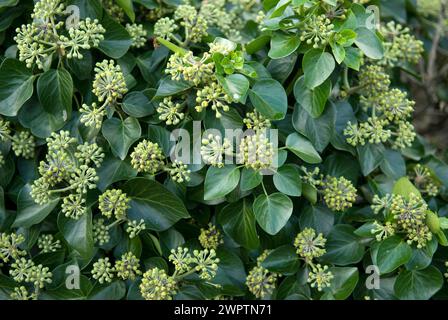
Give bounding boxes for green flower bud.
[322,176,357,212]
[192,249,219,280]
[169,247,193,274]
[126,23,147,48]
[195,81,233,118]
[92,257,114,284]
[37,234,61,253]
[243,111,271,132]
[12,131,35,159]
[0,233,26,263]
[157,97,185,126]
[61,194,87,219]
[307,264,333,291]
[99,189,130,220]
[371,221,396,241]
[140,268,177,300]
[126,219,146,238]
[115,252,141,280]
[166,160,191,183]
[93,218,110,246]
[154,17,178,40]
[130,140,165,174]
[300,14,335,49]
[9,258,34,283]
[201,134,232,168]
[199,223,223,250]
[92,59,128,103]
[80,103,106,129]
[238,133,274,171]
[294,228,327,261]
[10,286,36,300]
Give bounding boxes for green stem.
[261,179,268,196]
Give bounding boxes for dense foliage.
[0,0,448,301]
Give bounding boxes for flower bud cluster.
[92,252,142,284]
[169,247,220,280]
[37,234,61,253]
[371,193,433,248]
[0,233,26,263]
[99,189,130,221]
[410,164,440,197]
[196,81,234,118]
[321,176,357,212]
[294,228,327,262]
[165,160,191,183]
[93,218,111,245]
[380,21,424,67]
[238,132,274,171]
[126,219,146,238]
[300,14,335,49]
[157,97,185,126]
[166,51,214,86]
[344,64,417,149]
[30,131,104,220]
[126,23,147,48]
[14,0,105,69]
[130,139,165,174]
[201,134,232,167]
[199,223,224,250]
[243,111,271,132]
[246,250,278,299]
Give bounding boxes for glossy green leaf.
[273,164,302,197]
[253,192,293,235]
[285,132,322,164]
[218,199,260,250]
[12,184,59,228]
[302,49,335,89]
[102,117,141,160]
[0,59,35,116]
[249,79,288,120]
[122,178,190,231]
[204,165,240,201]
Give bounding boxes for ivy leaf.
[292,102,335,152]
[37,69,73,121]
[354,27,384,60]
[122,91,155,118]
[12,184,59,228]
[261,245,299,274]
[253,192,293,235]
[0,59,35,117]
[96,156,137,191]
[122,177,190,231]
[268,32,301,59]
[285,132,322,164]
[204,165,240,201]
[394,266,443,300]
[102,117,141,160]
[323,225,365,266]
[326,267,359,300]
[273,164,302,197]
[240,168,262,192]
[98,14,132,59]
[372,235,412,275]
[293,76,332,118]
[58,210,94,259]
[155,77,192,98]
[218,199,260,250]
[115,0,135,22]
[302,49,335,89]
[218,74,249,103]
[249,79,288,120]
